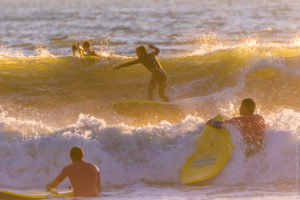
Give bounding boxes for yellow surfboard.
[83,55,101,62]
[112,100,183,118]
[112,100,184,125]
[0,189,73,200]
[180,115,234,184]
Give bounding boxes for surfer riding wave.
[115,44,170,102]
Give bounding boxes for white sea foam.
[0,109,298,189]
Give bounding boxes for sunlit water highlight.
[0,0,300,199]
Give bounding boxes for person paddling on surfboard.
[79,40,99,56]
[208,98,266,157]
[72,40,104,59]
[46,146,101,197]
[114,44,170,102]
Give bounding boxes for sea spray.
[0,110,299,188]
[1,45,300,125]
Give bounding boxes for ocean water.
[0,0,300,199]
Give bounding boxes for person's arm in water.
[148,44,160,56]
[97,171,101,195]
[114,59,140,69]
[208,116,242,130]
[46,180,60,193]
[46,168,67,193]
[207,119,224,129]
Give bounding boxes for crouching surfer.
[114,44,170,102]
[208,98,266,157]
[46,146,101,197]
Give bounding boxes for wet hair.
[136,46,147,56]
[83,40,91,49]
[241,98,256,114]
[70,146,84,161]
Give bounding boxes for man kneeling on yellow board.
[208,98,266,157]
[47,146,101,197]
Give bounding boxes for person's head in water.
[136,46,147,58]
[70,146,84,162]
[239,98,256,115]
[83,40,92,50]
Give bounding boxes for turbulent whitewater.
[0,45,299,195]
[1,0,300,199]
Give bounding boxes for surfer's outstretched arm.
[114,59,140,69]
[148,44,160,56]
